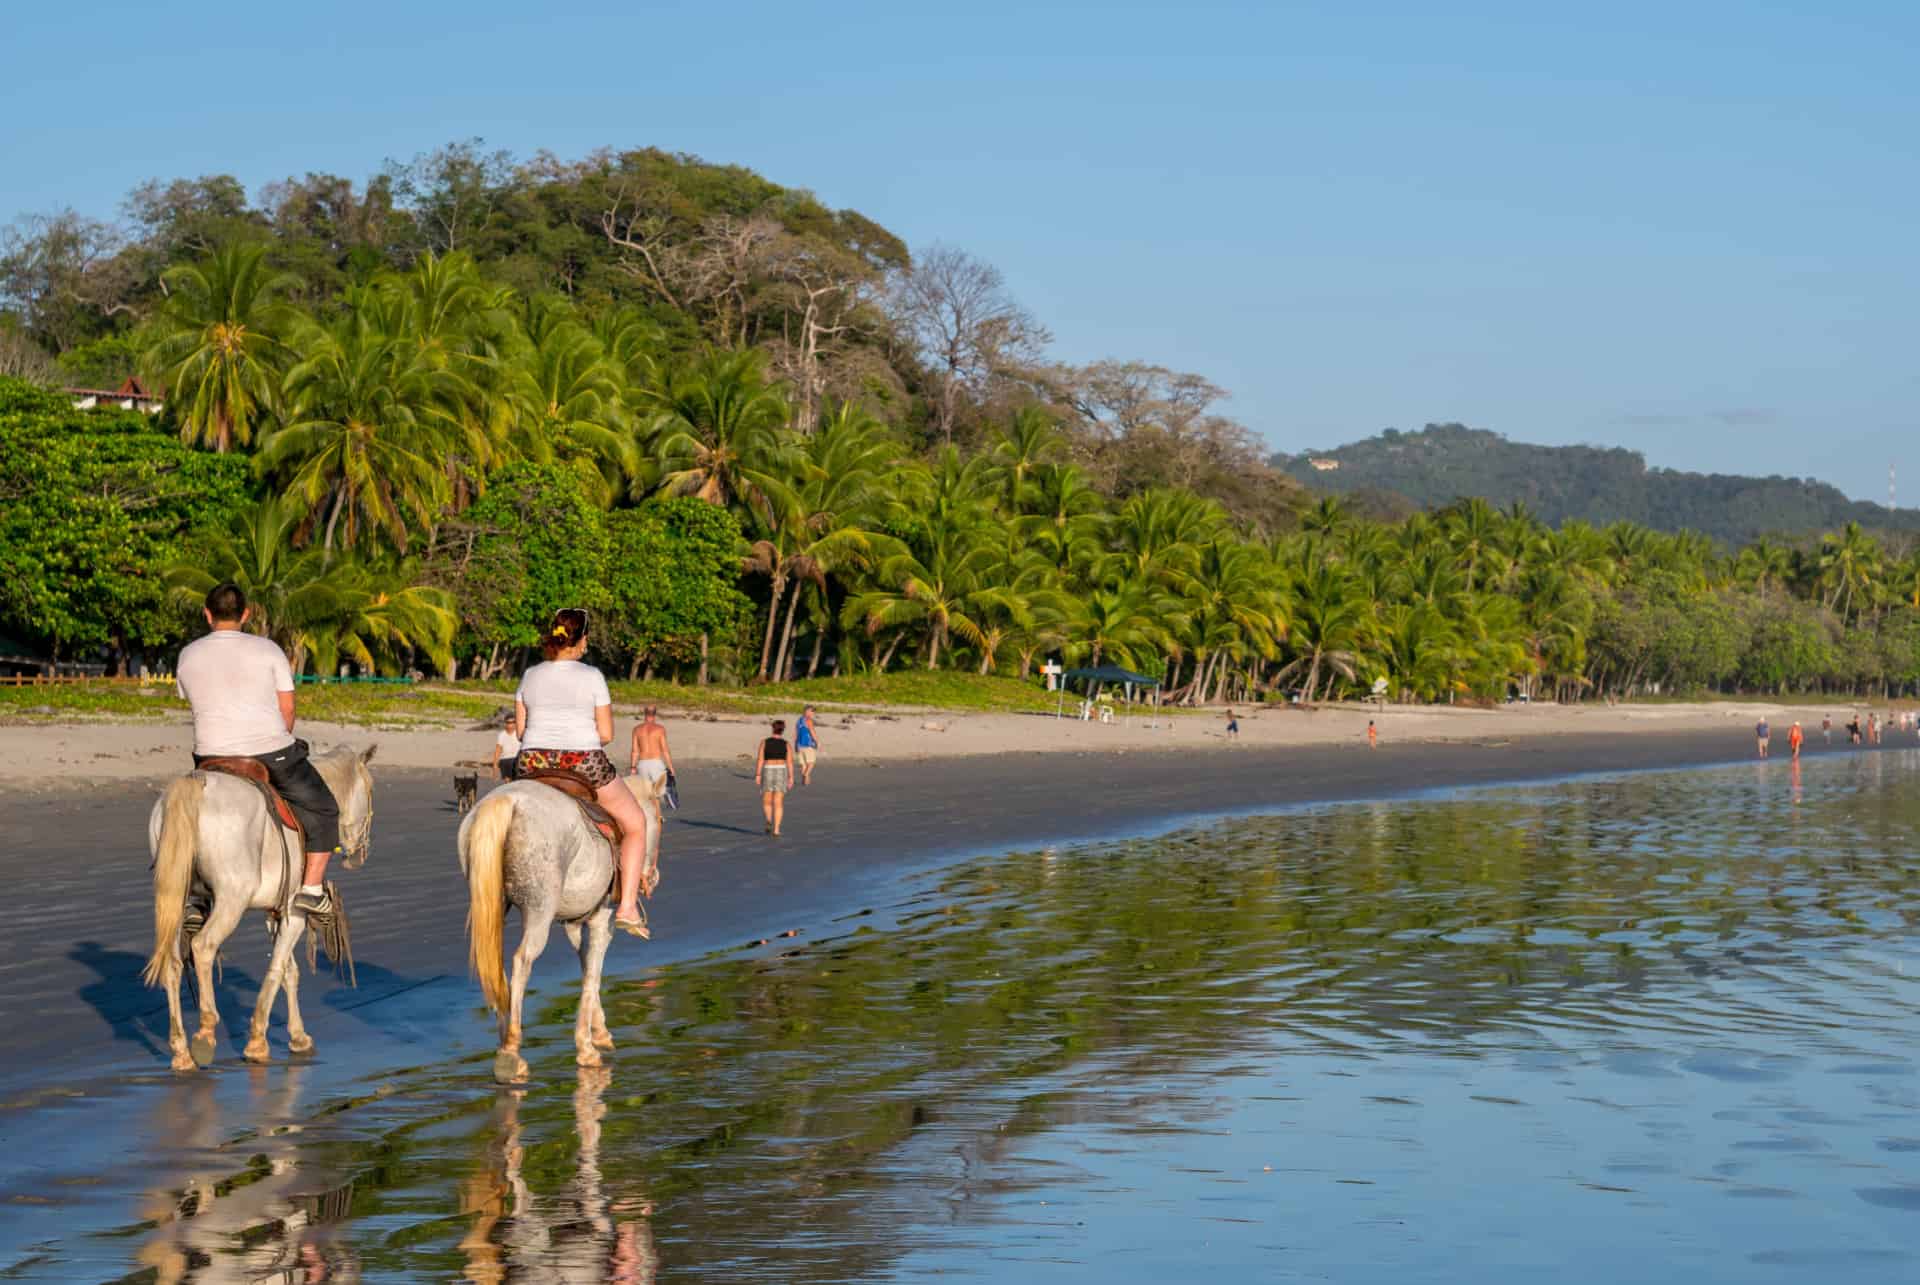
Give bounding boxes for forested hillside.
[1276,424,1920,546]
[5,142,1920,703]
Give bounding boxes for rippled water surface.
[34,754,1920,1280]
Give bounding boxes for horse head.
[331,744,379,869]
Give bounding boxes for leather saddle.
[199,756,305,842]
[520,768,625,847]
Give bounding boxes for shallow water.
[13,752,1920,1281]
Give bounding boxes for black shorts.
[196,739,340,852]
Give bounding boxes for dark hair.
[541,608,589,660]
[771,719,786,735]
[205,582,247,622]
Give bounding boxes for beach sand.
[0,696,1853,788]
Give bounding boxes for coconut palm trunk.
[757,575,788,679]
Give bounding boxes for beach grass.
[0,670,1073,727]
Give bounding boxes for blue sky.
[8,1,1916,501]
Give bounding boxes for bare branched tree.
[892,245,1049,447]
[758,234,883,431]
[0,211,142,351]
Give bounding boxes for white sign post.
[1043,660,1065,717]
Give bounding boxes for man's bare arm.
[278,690,296,733]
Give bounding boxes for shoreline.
[0,696,1879,789]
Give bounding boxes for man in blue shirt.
[795,706,820,786]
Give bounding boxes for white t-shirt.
[175,629,297,757]
[495,729,521,758]
[516,661,612,752]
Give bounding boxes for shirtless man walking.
[628,705,675,790]
[175,583,342,916]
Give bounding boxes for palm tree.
[989,406,1065,510]
[648,349,796,528]
[261,305,457,554]
[143,243,298,452]
[503,310,640,506]
[1817,521,1882,621]
[1275,560,1369,702]
[843,525,996,670]
[165,497,454,675]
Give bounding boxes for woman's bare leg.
[594,779,648,925]
[772,791,784,836]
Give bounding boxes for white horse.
[142,746,377,1072]
[459,775,663,1083]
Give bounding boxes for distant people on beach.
[1869,712,1880,744]
[1755,718,1770,758]
[1367,719,1377,749]
[1788,721,1804,760]
[1822,714,1832,744]
[795,706,820,786]
[1225,709,1239,741]
[1848,715,1862,744]
[493,706,521,780]
[756,719,790,837]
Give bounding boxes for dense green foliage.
[0,381,248,656]
[3,144,1917,699]
[1276,423,1920,546]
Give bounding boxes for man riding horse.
[175,583,344,917]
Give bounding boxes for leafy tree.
[142,243,298,452]
[0,379,248,661]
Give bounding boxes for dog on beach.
[454,774,479,815]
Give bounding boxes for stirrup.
[292,888,333,915]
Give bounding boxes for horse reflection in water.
[460,1066,659,1283]
[133,1066,362,1283]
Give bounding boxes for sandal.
[614,910,650,940]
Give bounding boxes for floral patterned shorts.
[517,748,616,788]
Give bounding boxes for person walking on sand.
[1849,715,1862,744]
[1367,719,1378,749]
[175,582,343,917]
[492,707,521,780]
[1789,721,1804,760]
[1756,717,1770,758]
[515,610,653,936]
[1823,714,1832,745]
[795,706,820,786]
[756,719,791,836]
[1869,712,1880,744]
[628,705,675,790]
[1225,709,1240,741]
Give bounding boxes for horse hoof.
[592,1032,615,1051]
[576,1047,602,1068]
[243,1039,271,1064]
[171,1052,198,1074]
[288,1035,315,1056]
[190,1033,217,1068]
[493,1051,528,1084]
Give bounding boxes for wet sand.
[0,727,1899,1274]
[0,727,1871,1094]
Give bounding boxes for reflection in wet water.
[74,755,1920,1277]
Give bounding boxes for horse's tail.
[464,791,514,1015]
[143,775,203,987]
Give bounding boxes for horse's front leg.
[583,908,615,1054]
[495,909,552,1083]
[244,914,306,1064]
[190,898,246,1067]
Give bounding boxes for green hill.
[1275,423,1919,545]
